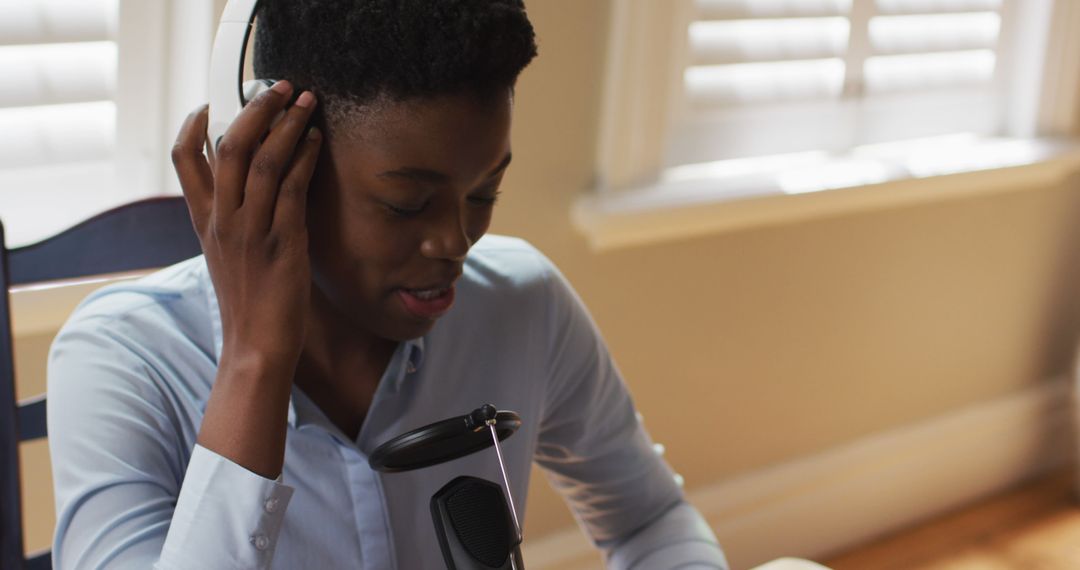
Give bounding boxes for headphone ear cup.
[242,78,277,105]
[242,78,294,131]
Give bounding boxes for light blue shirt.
[47,235,727,569]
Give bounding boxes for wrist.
[218,345,299,385]
[221,334,301,365]
[218,316,305,366]
[200,349,294,479]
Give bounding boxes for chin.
[383,325,435,343]
[371,315,439,343]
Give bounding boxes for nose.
[420,207,471,261]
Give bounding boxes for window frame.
[580,0,1080,251]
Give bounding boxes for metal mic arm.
[464,405,523,549]
[487,419,522,544]
[470,404,524,568]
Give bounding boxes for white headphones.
[208,0,279,150]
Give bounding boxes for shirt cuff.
[157,444,295,570]
[604,501,729,570]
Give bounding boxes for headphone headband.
[208,0,263,149]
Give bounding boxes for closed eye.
[386,201,426,217]
[468,190,501,206]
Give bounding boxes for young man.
[48,1,728,568]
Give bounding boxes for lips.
[396,283,457,319]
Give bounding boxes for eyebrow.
[376,152,513,184]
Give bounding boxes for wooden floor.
[823,470,1080,570]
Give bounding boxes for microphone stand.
[371,404,526,569]
[486,418,523,570]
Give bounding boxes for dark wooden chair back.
[0,197,201,570]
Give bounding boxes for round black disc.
[369,406,521,473]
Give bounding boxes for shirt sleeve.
[48,315,294,570]
[532,258,729,569]
[603,502,729,569]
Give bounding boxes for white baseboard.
[523,377,1076,570]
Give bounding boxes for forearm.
[177,89,318,481]
[49,328,297,570]
[197,349,297,479]
[604,501,729,570]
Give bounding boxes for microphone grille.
[444,479,512,567]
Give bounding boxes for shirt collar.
[404,337,425,378]
[287,336,425,438]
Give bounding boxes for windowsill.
[573,136,1080,251]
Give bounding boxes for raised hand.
[174,81,321,365]
[171,81,322,478]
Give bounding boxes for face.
[306,89,513,342]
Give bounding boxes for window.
[0,0,217,248]
[0,0,117,185]
[582,0,1080,250]
[0,0,119,247]
[673,0,1006,166]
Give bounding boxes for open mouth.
[404,286,451,300]
[397,285,456,318]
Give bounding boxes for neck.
[297,288,397,388]
[293,289,398,440]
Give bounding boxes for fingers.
[172,105,213,233]
[244,90,320,229]
[212,80,296,214]
[174,84,319,245]
[273,126,323,233]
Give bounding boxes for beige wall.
[503,0,1080,540]
[16,0,1080,558]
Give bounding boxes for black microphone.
[369,405,526,569]
[431,476,524,570]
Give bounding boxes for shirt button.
[673,473,685,488]
[264,498,280,513]
[251,534,271,550]
[406,361,417,374]
[653,443,666,456]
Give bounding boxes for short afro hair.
[253,0,538,111]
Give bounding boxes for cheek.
[466,208,494,242]
[341,213,419,266]
[308,200,416,285]
[351,219,421,271]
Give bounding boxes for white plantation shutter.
[668,0,1008,167]
[0,0,118,171]
[0,0,213,248]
